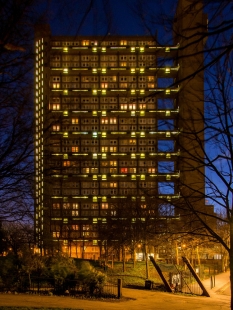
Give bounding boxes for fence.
[12,276,121,299]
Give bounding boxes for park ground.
[0,271,231,310]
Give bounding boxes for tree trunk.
[122,246,125,273]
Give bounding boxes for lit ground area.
[0,288,230,310]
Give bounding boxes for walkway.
[0,272,230,310]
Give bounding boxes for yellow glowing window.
[102,153,107,159]
[120,40,127,45]
[92,68,97,73]
[129,139,136,144]
[165,89,171,94]
[102,132,107,137]
[52,83,60,89]
[93,153,97,159]
[102,89,106,95]
[63,68,68,73]
[131,89,136,94]
[131,68,136,73]
[140,111,145,116]
[131,175,136,180]
[101,68,107,73]
[52,125,60,131]
[110,161,117,166]
[140,89,145,95]
[110,146,117,152]
[92,89,97,95]
[92,132,98,137]
[131,132,136,136]
[148,168,156,173]
[63,132,68,137]
[63,111,68,116]
[101,47,106,52]
[93,196,98,202]
[92,111,97,116]
[110,118,117,124]
[72,146,79,152]
[140,174,145,180]
[82,40,89,46]
[165,67,171,73]
[140,68,145,73]
[63,47,68,52]
[72,118,79,124]
[131,47,135,52]
[102,203,108,209]
[166,111,171,116]
[140,153,145,158]
[139,104,146,110]
[101,146,108,152]
[165,47,170,52]
[120,62,127,67]
[52,103,61,110]
[63,90,68,95]
[102,175,107,180]
[102,111,106,116]
[140,47,145,52]
[101,118,108,124]
[93,175,97,180]
[63,161,70,167]
[131,153,136,159]
[140,132,145,137]
[92,47,97,52]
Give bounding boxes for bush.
[77,261,106,295]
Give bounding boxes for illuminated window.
[53,232,60,238]
[139,103,146,110]
[110,118,117,124]
[148,168,156,173]
[63,161,70,166]
[102,203,108,209]
[101,146,108,152]
[120,40,127,45]
[101,83,108,88]
[72,118,79,124]
[52,104,60,110]
[52,83,60,88]
[121,168,128,173]
[101,118,108,124]
[120,104,127,110]
[73,203,79,209]
[129,104,136,110]
[82,40,89,46]
[63,203,71,209]
[72,146,79,152]
[72,225,79,230]
[129,139,136,144]
[52,125,60,131]
[52,203,60,209]
[110,146,117,152]
[110,182,117,188]
[110,161,117,166]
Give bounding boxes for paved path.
[0,272,230,310]
[202,271,230,296]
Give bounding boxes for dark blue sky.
[46,0,177,44]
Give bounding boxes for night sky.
[45,0,177,44]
